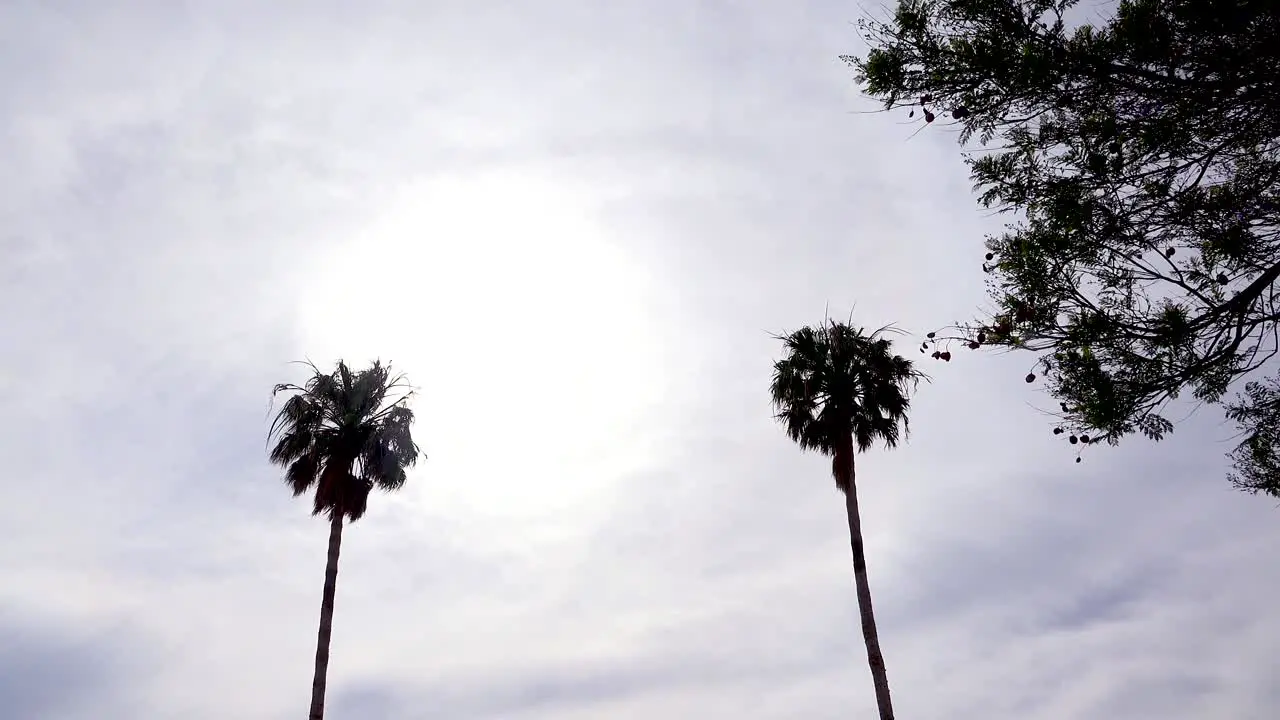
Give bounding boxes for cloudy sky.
[3,1,1277,719]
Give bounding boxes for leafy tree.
[1225,377,1280,495]
[770,321,926,720]
[268,360,424,720]
[845,0,1280,489]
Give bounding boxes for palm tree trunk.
[309,511,344,720]
[845,454,895,720]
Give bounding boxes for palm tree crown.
[268,359,423,521]
[770,321,925,491]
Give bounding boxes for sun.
[294,169,670,519]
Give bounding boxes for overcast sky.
[3,2,1277,719]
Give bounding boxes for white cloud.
[3,1,1277,719]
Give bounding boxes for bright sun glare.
[296,170,669,519]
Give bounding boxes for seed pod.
[952,106,970,119]
[1080,435,1090,444]
[1025,373,1036,383]
[1076,456,1082,463]
[1053,427,1064,435]
[968,341,980,349]
[1069,435,1079,444]
[1165,247,1176,257]
[924,110,935,123]
[977,332,987,343]
[1217,273,1229,285]
[927,332,936,339]
[985,252,994,261]
[940,351,952,361]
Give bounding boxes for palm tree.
[769,320,925,720]
[267,359,424,720]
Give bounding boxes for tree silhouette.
[847,0,1280,490]
[268,359,424,720]
[771,321,926,720]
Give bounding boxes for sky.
[2,1,1278,719]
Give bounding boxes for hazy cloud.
[3,1,1277,719]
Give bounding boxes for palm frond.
[285,452,321,497]
[267,359,424,521]
[770,319,927,488]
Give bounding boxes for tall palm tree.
[267,359,424,720]
[769,320,924,720]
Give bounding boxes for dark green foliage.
[268,360,423,521]
[1226,378,1280,496]
[847,0,1280,490]
[770,321,926,490]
